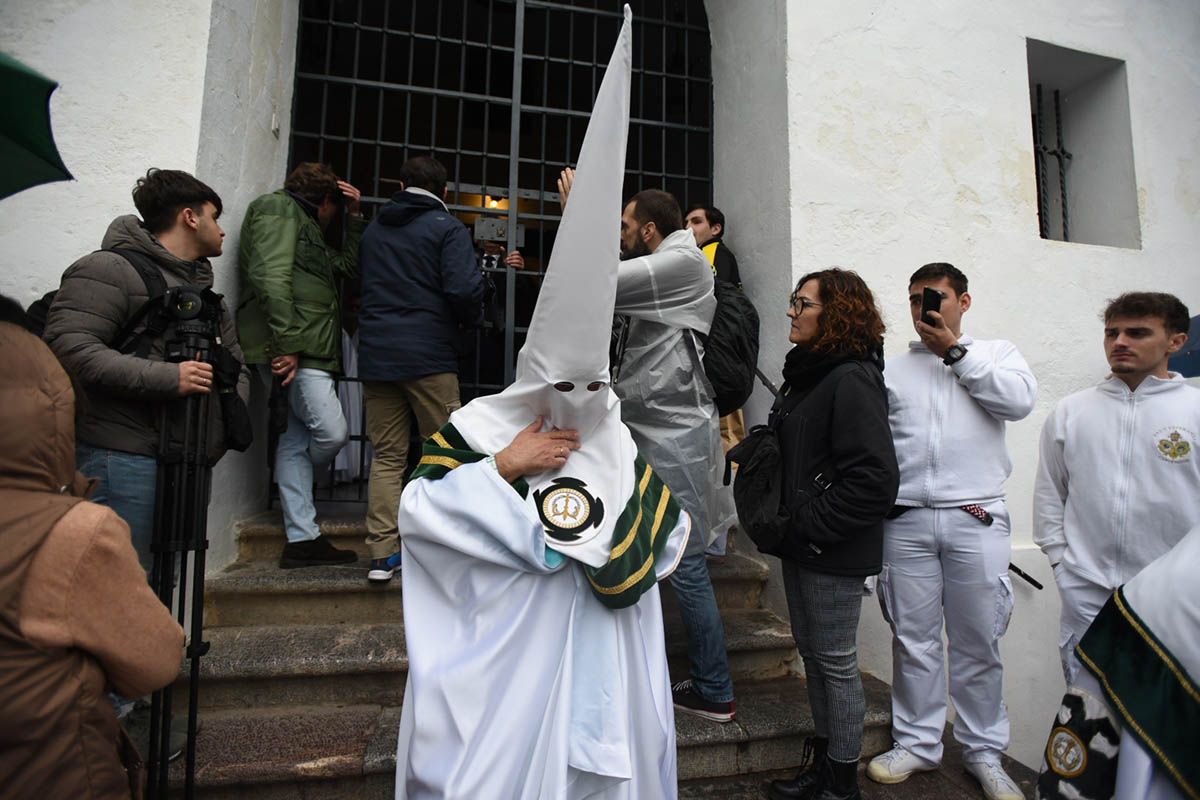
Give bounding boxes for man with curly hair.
[867,263,1037,800]
[238,163,365,569]
[1034,292,1199,686]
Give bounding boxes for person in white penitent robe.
[1035,522,1200,800]
[393,9,688,799]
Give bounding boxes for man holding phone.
[867,263,1037,800]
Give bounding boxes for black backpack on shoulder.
[725,363,857,558]
[724,386,798,555]
[27,248,167,348]
[701,279,760,416]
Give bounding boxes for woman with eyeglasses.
[765,268,899,800]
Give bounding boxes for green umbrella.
[0,51,73,200]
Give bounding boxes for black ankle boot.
[813,756,861,800]
[766,737,829,799]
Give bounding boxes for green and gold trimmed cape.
[410,422,682,609]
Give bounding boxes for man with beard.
[558,175,738,723]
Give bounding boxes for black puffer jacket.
[774,350,899,576]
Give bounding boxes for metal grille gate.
[287,0,712,500]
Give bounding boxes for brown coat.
[0,323,185,799]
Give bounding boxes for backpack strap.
[107,248,172,357]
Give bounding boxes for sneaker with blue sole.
[367,551,403,582]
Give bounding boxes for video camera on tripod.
[141,284,250,800]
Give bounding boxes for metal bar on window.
[1034,84,1049,239]
[504,0,526,386]
[1052,89,1072,242]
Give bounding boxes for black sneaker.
[672,679,736,722]
[279,536,358,569]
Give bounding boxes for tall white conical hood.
[446,6,635,568]
[516,6,630,388]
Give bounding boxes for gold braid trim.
[607,464,655,561]
[587,486,673,596]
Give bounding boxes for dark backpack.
[724,387,797,556]
[725,364,857,558]
[701,279,760,416]
[26,248,167,347]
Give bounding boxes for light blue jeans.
[76,443,159,575]
[271,367,348,543]
[669,550,735,703]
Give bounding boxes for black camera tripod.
[146,293,221,800]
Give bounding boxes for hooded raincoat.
[0,323,184,798]
[613,229,735,555]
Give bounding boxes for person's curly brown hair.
[791,268,886,357]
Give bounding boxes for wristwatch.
[943,343,968,365]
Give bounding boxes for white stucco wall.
[0,0,212,304]
[773,0,1200,770]
[0,0,297,573]
[194,0,299,571]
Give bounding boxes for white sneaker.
[964,760,1023,800]
[866,744,938,784]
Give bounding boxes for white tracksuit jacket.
[886,335,1038,506]
[1034,374,1200,589]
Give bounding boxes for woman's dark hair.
[792,268,886,357]
[132,169,223,234]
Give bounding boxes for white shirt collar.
[404,186,448,211]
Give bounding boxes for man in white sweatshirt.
[867,263,1037,800]
[1034,292,1198,686]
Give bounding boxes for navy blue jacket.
[358,191,484,381]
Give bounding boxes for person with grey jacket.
[43,169,251,575]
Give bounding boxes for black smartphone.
[920,287,943,326]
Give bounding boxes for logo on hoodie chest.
[1154,427,1194,463]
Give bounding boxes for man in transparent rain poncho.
[393,9,688,799]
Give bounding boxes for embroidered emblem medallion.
[534,477,605,542]
[1046,727,1087,777]
[1155,427,1194,463]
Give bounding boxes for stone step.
[205,551,769,628]
[661,551,769,614]
[182,676,893,799]
[187,607,796,710]
[679,728,1041,799]
[204,562,400,627]
[236,510,373,562]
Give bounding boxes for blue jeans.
[271,367,348,543]
[669,550,735,703]
[76,443,158,575]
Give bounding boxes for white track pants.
[878,502,1015,765]
[1053,566,1112,686]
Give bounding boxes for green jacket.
[236,191,366,371]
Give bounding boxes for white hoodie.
[1034,374,1200,588]
[885,335,1037,507]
